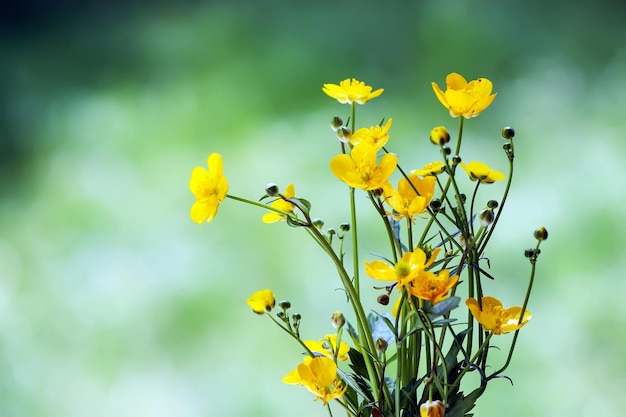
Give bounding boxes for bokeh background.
[1,1,626,416]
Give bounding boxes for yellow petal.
[446,72,468,89]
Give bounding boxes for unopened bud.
[331,311,345,329]
[376,337,388,353]
[331,116,344,131]
[503,142,512,152]
[265,183,280,196]
[534,226,548,241]
[524,248,534,258]
[278,300,291,310]
[420,400,445,417]
[452,155,462,165]
[312,218,324,229]
[430,126,450,145]
[377,294,390,305]
[487,200,499,209]
[442,146,452,155]
[429,198,442,212]
[292,313,301,322]
[336,126,352,143]
[478,208,494,227]
[502,126,515,140]
[327,227,336,236]
[339,222,350,232]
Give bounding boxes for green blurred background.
[1,0,625,416]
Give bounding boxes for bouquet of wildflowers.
[189,73,547,417]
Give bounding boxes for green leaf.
[368,311,397,345]
[426,296,461,318]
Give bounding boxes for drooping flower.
[330,142,397,190]
[189,153,229,224]
[322,78,384,105]
[460,161,505,184]
[409,268,458,304]
[350,118,392,150]
[383,174,436,220]
[411,161,446,177]
[262,183,296,223]
[465,296,531,335]
[246,289,276,314]
[420,399,445,417]
[432,73,497,119]
[282,356,347,405]
[304,334,350,361]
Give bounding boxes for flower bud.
[265,183,280,196]
[430,126,450,145]
[429,198,442,212]
[503,142,512,152]
[534,226,548,241]
[452,155,462,165]
[524,248,534,258]
[371,188,384,198]
[279,300,291,310]
[419,399,445,417]
[442,146,451,156]
[292,313,301,322]
[330,116,344,131]
[377,293,390,305]
[478,208,494,227]
[312,218,324,229]
[331,311,345,329]
[487,200,499,209]
[339,222,350,232]
[376,337,388,353]
[502,126,515,140]
[327,227,336,236]
[336,126,352,143]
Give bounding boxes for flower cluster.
[189,74,547,417]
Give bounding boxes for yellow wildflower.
[420,400,445,417]
[364,248,440,290]
[432,72,496,119]
[282,356,347,405]
[350,118,392,150]
[460,161,505,184]
[246,289,276,315]
[189,153,229,224]
[409,269,458,304]
[465,296,531,335]
[411,161,446,177]
[262,183,296,223]
[429,126,450,145]
[304,334,350,361]
[322,78,384,105]
[383,174,436,220]
[330,142,397,190]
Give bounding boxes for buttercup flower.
[461,161,505,184]
[322,78,384,105]
[429,126,450,145]
[465,296,531,335]
[189,153,229,224]
[364,247,440,290]
[383,174,437,220]
[304,334,350,361]
[262,183,296,223]
[282,356,347,405]
[409,268,458,304]
[350,118,392,150]
[411,161,446,177]
[432,72,497,119]
[330,142,397,190]
[420,400,445,417]
[247,289,276,314]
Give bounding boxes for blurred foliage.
[0,1,626,417]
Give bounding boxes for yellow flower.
[364,248,440,289]
[409,269,458,304]
[420,400,445,417]
[411,161,446,177]
[350,118,392,150]
[429,126,450,145]
[383,174,436,220]
[330,143,397,190]
[262,183,296,223]
[246,289,275,314]
[282,356,347,405]
[189,153,229,224]
[460,161,505,184]
[322,78,384,105]
[304,334,350,361]
[465,296,531,335]
[432,72,497,119]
